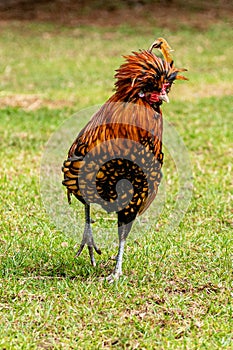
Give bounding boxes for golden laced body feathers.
[64,37,187,215]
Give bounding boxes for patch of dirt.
[0,94,73,110]
[172,82,233,101]
[1,81,231,110]
[0,0,232,31]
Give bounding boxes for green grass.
[0,17,232,349]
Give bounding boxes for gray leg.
[112,232,126,278]
[106,217,134,282]
[75,204,101,266]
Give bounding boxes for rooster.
[62,38,187,281]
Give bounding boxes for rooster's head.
[114,38,187,105]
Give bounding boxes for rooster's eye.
[138,91,145,98]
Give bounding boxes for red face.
[149,82,171,104]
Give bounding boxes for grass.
[0,14,232,350]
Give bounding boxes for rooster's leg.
[106,216,134,282]
[75,204,101,266]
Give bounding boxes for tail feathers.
[62,155,84,204]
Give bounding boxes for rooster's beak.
[159,93,169,103]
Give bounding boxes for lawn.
[0,5,232,349]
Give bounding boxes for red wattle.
[149,92,160,103]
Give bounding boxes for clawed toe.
[104,272,122,283]
[75,244,85,257]
[75,242,101,267]
[88,245,101,267]
[94,246,102,255]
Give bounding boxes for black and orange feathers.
[62,38,187,220]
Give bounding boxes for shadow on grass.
[0,246,117,281]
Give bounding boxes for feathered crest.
[148,37,188,81]
[149,37,174,65]
[114,37,187,99]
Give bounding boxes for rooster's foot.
[75,224,101,267]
